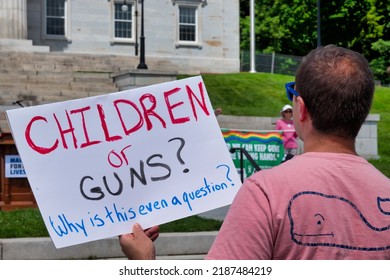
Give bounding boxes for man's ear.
[296,96,308,122]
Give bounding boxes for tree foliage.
[370,39,390,83]
[240,0,390,82]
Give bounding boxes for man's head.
[295,45,374,140]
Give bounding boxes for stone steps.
[0,71,114,84]
[3,81,117,92]
[0,52,170,73]
[0,51,135,109]
[0,52,138,73]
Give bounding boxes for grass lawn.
[1,72,389,238]
[0,208,222,238]
[368,86,390,176]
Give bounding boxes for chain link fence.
[240,50,303,76]
[240,50,390,87]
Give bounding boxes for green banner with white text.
[222,129,284,179]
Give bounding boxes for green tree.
[240,0,317,55]
[320,0,387,58]
[239,0,390,82]
[241,0,388,55]
[370,39,390,84]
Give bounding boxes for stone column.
[0,0,27,39]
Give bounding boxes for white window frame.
[42,0,71,41]
[173,0,205,48]
[111,0,136,44]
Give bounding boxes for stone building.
[1,0,240,74]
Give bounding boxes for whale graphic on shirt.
[287,191,390,251]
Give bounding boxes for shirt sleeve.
[275,119,281,130]
[205,176,274,260]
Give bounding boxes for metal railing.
[241,50,303,76]
[229,147,261,183]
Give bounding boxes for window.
[45,0,66,36]
[179,6,197,42]
[114,2,133,39]
[173,0,205,48]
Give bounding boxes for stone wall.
[217,114,380,159]
[355,114,380,159]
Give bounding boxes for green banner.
[222,129,284,179]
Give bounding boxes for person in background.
[214,107,223,116]
[119,45,390,260]
[275,104,298,157]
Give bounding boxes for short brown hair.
[295,45,374,139]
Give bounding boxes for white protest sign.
[6,76,241,248]
[5,155,27,178]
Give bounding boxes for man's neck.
[302,132,357,155]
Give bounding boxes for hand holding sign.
[6,76,240,248]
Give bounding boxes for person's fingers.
[145,225,160,241]
[118,223,157,260]
[131,223,146,238]
[119,224,159,242]
[148,231,159,242]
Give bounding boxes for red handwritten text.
[25,82,210,155]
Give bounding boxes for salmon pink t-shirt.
[206,153,390,260]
